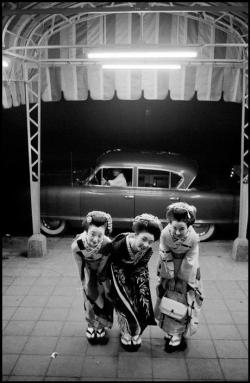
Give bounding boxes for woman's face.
[170,220,188,239]
[133,231,155,252]
[87,224,105,248]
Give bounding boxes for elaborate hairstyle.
[166,202,197,226]
[82,210,112,235]
[132,213,163,241]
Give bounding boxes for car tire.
[40,218,66,236]
[193,223,216,242]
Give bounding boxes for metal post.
[238,63,248,239]
[232,59,248,261]
[24,62,47,257]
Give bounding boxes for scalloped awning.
[2,3,248,107]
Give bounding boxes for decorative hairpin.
[134,213,162,228]
[86,215,92,224]
[86,211,112,233]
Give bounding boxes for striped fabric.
[2,13,243,108]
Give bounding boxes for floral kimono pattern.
[71,232,113,329]
[107,233,156,337]
[154,225,204,337]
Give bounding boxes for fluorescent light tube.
[102,64,181,69]
[88,51,197,59]
[3,59,9,67]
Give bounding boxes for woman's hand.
[167,278,175,291]
[101,177,107,185]
[101,177,110,186]
[175,278,187,294]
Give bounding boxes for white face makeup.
[170,220,188,239]
[133,231,155,252]
[87,224,105,248]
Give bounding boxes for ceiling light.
[88,51,197,59]
[102,64,181,70]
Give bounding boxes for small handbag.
[159,297,188,321]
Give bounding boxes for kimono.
[71,231,113,329]
[105,233,156,338]
[154,224,204,337]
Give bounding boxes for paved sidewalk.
[2,236,248,381]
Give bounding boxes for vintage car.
[40,149,239,241]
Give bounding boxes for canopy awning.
[2,2,248,107]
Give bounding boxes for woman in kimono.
[154,202,204,352]
[106,213,163,352]
[71,210,113,344]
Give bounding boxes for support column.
[232,61,248,261]
[24,62,47,257]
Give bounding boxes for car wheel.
[40,218,66,236]
[193,223,215,242]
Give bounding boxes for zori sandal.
[96,328,109,345]
[96,328,105,338]
[164,333,172,341]
[169,335,182,347]
[120,333,134,351]
[86,327,97,344]
[132,335,141,345]
[131,335,142,351]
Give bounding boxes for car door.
[80,167,134,228]
[134,167,184,224]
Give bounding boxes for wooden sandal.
[169,335,182,346]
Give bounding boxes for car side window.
[102,168,133,187]
[138,169,181,189]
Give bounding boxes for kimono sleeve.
[97,241,113,282]
[178,240,199,284]
[157,231,174,279]
[71,238,84,280]
[71,240,79,253]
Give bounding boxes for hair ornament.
[86,210,112,234]
[86,215,92,224]
[105,212,113,234]
[134,213,162,227]
[167,202,196,225]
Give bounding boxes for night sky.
[2,93,242,233]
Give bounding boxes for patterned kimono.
[154,224,204,337]
[106,233,156,338]
[71,232,113,329]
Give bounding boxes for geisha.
[154,202,204,352]
[71,210,113,344]
[104,213,163,352]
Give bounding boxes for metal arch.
[24,12,250,47]
[23,12,103,49]
[2,2,65,48]
[6,10,245,60]
[2,3,248,51]
[24,61,42,234]
[38,10,246,46]
[2,16,17,48]
[2,1,45,47]
[37,13,105,47]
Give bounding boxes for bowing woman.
[101,214,162,352]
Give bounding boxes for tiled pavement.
[2,236,248,381]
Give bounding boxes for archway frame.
[2,2,248,257]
